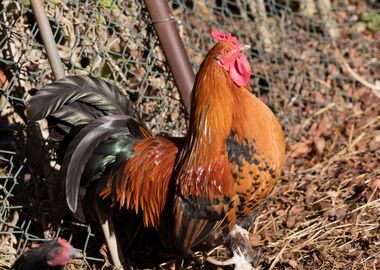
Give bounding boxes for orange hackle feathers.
[163,30,286,252]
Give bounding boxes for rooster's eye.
[224,49,230,53]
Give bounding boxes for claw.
[206,225,255,270]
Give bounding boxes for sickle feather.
[27,76,138,123]
[63,115,141,213]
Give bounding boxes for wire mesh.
[0,0,379,269]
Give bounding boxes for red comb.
[57,237,72,249]
[211,28,240,47]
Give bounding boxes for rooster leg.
[95,204,125,269]
[206,225,255,270]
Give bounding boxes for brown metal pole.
[143,0,195,114]
[31,0,65,80]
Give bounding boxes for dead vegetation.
[0,0,379,269]
[253,97,380,270]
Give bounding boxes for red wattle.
[230,54,251,87]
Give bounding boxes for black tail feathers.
[27,76,148,219]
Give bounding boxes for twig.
[354,200,380,256]
[248,0,273,52]
[1,2,24,88]
[300,0,317,17]
[268,242,288,270]
[194,0,212,16]
[236,0,249,22]
[317,0,340,39]
[332,42,380,98]
[314,102,336,116]
[30,0,65,80]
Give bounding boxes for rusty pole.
[143,0,195,114]
[31,0,65,80]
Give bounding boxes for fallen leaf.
[324,206,347,220]
[314,91,325,104]
[289,204,304,216]
[286,216,297,228]
[305,183,317,204]
[369,135,380,151]
[369,176,380,190]
[288,259,299,269]
[289,141,311,158]
[313,136,326,155]
[263,228,272,242]
[286,204,304,228]
[321,246,330,260]
[0,69,7,88]
[249,233,261,247]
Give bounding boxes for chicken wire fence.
[0,0,379,268]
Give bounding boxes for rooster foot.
[207,225,261,270]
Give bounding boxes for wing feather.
[99,136,181,227]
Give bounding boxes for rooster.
[27,28,285,267]
[12,238,78,270]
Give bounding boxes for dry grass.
[254,109,380,269]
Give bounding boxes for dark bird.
[12,238,77,270]
[27,28,285,267]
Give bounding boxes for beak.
[240,44,251,52]
[69,248,83,259]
